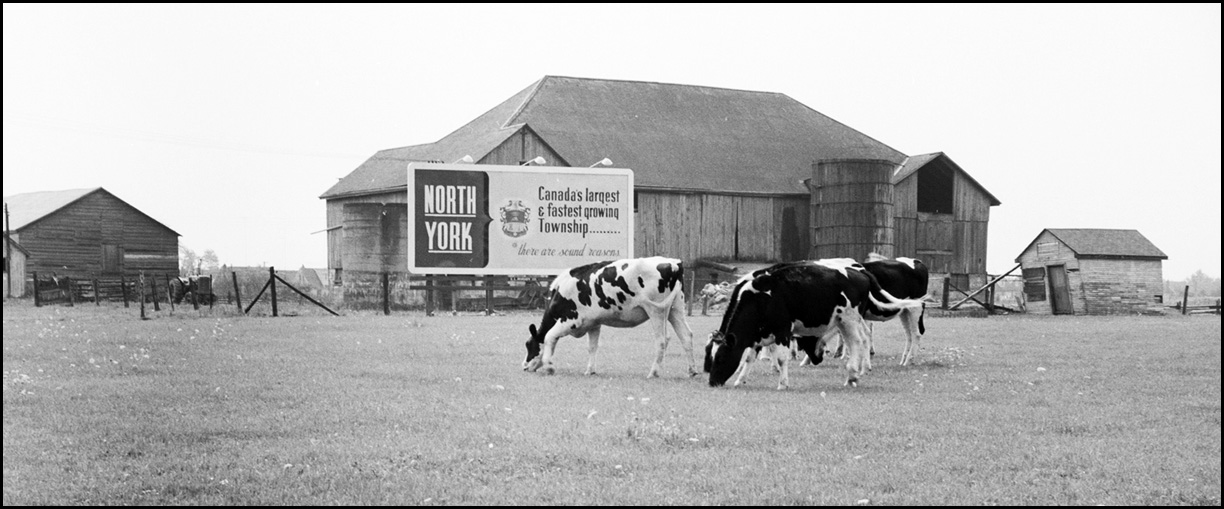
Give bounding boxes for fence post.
[93,278,101,306]
[941,276,951,310]
[66,276,75,306]
[269,267,278,317]
[120,274,129,308]
[1182,285,1190,315]
[232,271,242,312]
[191,279,199,310]
[425,277,434,317]
[383,272,390,316]
[149,275,159,311]
[139,272,146,320]
[33,271,40,307]
[166,274,175,311]
[484,275,494,315]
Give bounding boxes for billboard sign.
[407,162,633,274]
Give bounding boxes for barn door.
[1047,264,1073,314]
[781,206,801,261]
[101,244,124,274]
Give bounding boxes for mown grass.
[3,299,1220,505]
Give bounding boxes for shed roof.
[321,75,908,199]
[1017,228,1168,261]
[3,187,181,236]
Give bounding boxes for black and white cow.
[524,257,696,378]
[706,259,925,388]
[804,253,930,366]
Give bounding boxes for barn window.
[917,164,954,214]
[1153,294,1162,304]
[1023,267,1046,302]
[633,191,639,213]
[333,268,342,286]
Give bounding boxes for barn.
[320,76,1000,305]
[1015,228,1167,315]
[4,233,31,298]
[3,188,179,282]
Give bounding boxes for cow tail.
[918,302,926,334]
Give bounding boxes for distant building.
[3,188,179,279]
[321,76,1000,306]
[1015,228,1167,315]
[3,233,31,298]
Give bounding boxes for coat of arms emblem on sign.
[499,200,530,238]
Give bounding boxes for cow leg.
[646,311,671,379]
[775,343,792,390]
[839,313,870,387]
[862,321,874,372]
[540,329,567,376]
[667,296,697,377]
[899,307,922,366]
[584,326,602,376]
[732,347,757,387]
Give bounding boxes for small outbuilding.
[1015,228,1167,315]
[4,233,32,298]
[3,188,180,280]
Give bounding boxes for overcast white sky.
[4,4,1220,280]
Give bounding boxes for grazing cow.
[706,259,925,388]
[804,253,930,366]
[524,257,696,378]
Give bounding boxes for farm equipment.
[170,275,216,305]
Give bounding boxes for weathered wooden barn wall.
[634,191,808,262]
[480,127,567,166]
[14,190,177,278]
[893,161,991,279]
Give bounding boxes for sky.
[3,4,1220,280]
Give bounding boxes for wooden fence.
[32,271,174,309]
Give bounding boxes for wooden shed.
[320,76,999,304]
[3,233,31,298]
[3,188,179,280]
[1015,228,1167,315]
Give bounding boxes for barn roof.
[893,152,1001,206]
[321,75,908,199]
[1017,228,1168,261]
[3,187,181,236]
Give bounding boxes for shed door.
[1047,264,1073,314]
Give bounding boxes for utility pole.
[5,203,11,299]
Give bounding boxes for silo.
[809,159,895,261]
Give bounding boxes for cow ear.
[528,324,538,339]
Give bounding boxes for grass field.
[3,299,1220,505]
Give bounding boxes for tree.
[201,249,220,272]
[179,245,197,276]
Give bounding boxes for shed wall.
[15,191,177,278]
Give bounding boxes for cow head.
[524,324,543,371]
